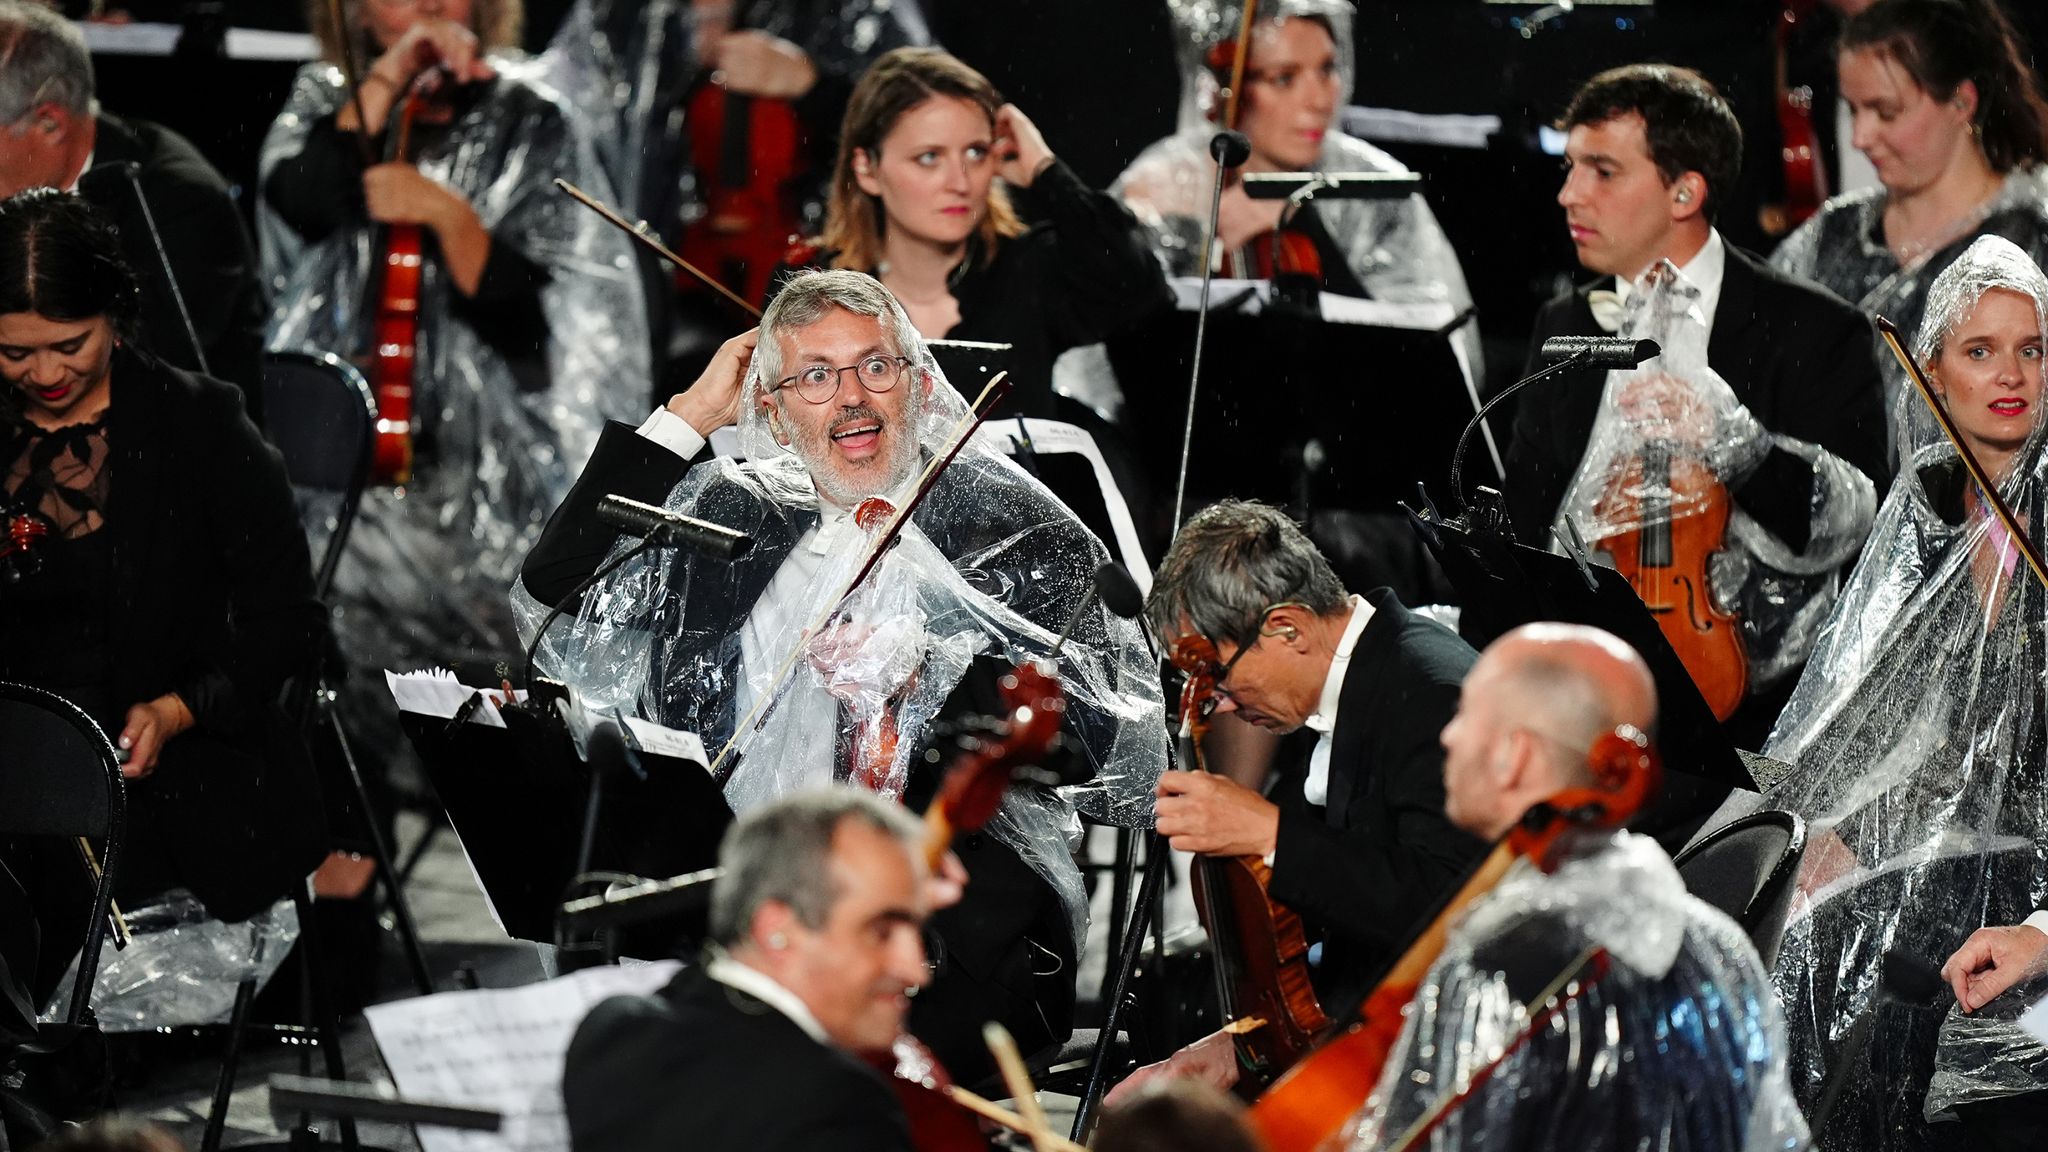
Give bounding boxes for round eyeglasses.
[772,355,912,405]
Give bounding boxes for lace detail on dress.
[3,414,111,538]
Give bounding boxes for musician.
[776,47,1171,422]
[1772,0,2048,432]
[1740,235,2048,1151]
[1345,623,1807,1151]
[259,0,648,738]
[1510,63,1889,749]
[0,2,266,409]
[0,191,326,998]
[519,269,1166,1079]
[1114,1,1476,342]
[564,788,942,1152]
[1105,500,1487,1101]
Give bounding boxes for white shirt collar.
[1303,595,1373,736]
[1614,228,1726,334]
[704,951,831,1044]
[63,150,93,193]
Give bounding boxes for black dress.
[0,352,328,1001]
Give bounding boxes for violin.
[1246,726,1661,1152]
[365,80,430,488]
[872,660,1068,1151]
[1593,439,1749,721]
[1202,0,1327,290]
[1762,0,1826,238]
[1167,633,1330,1092]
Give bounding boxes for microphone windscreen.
[586,720,641,781]
[1210,130,1252,168]
[1095,563,1146,621]
[1631,338,1662,365]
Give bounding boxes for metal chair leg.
[201,979,259,1152]
[322,695,433,996]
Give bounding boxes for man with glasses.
[1106,499,1486,1102]
[0,2,265,410]
[520,267,1165,1081]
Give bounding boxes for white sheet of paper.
[364,960,683,1152]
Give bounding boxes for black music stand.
[1109,295,1477,519]
[397,703,731,946]
[1413,507,1756,851]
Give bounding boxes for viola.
[365,82,428,488]
[677,81,804,307]
[1167,633,1330,1092]
[1763,0,1826,238]
[1246,726,1661,1152]
[870,660,1068,1151]
[1594,440,1749,721]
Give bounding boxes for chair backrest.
[261,350,375,599]
[0,681,126,1026]
[1673,808,1806,969]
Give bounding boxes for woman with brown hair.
[1772,0,2048,440]
[776,46,1170,421]
[257,0,647,737]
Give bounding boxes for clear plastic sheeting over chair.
[42,893,298,1033]
[1748,235,2048,1149]
[1342,832,1808,1152]
[514,315,1167,950]
[258,57,650,704]
[1554,259,1877,690]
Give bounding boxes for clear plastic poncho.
[513,319,1168,948]
[1115,1,1474,319]
[1771,167,2048,450]
[1755,235,2048,1148]
[258,58,650,707]
[1553,260,1878,690]
[1344,831,1809,1152]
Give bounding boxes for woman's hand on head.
[118,693,193,779]
[993,104,1056,189]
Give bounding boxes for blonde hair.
[819,47,1025,271]
[306,0,523,66]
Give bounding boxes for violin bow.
[323,0,377,168]
[554,177,764,321]
[1220,0,1259,130]
[703,371,1013,780]
[1876,315,2048,591]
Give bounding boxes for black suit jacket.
[1506,244,1890,552]
[1264,591,1488,1018]
[564,964,912,1152]
[80,115,267,416]
[99,351,325,918]
[521,422,1110,1077]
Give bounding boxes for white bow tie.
[1587,289,1626,334]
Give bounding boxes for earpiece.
[768,932,788,950]
[1675,188,1692,205]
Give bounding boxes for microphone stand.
[1443,349,1591,523]
[1170,130,1252,539]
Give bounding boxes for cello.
[1166,632,1331,1092]
[1245,725,1662,1152]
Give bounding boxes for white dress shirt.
[1301,595,1375,808]
[704,951,830,1044]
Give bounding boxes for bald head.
[1439,624,1657,840]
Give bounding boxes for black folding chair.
[260,350,432,995]
[1674,807,1807,968]
[0,681,125,1149]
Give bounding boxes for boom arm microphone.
[596,494,752,559]
[1539,336,1661,368]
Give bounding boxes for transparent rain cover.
[1343,832,1808,1152]
[1553,260,1877,689]
[1756,235,2048,1146]
[257,58,651,691]
[513,306,1167,947]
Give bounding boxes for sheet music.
[1166,276,1466,332]
[384,670,708,766]
[365,960,683,1152]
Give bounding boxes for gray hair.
[1145,500,1348,646]
[0,2,94,124]
[755,269,922,396]
[708,786,925,948]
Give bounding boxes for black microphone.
[1210,130,1252,168]
[1094,562,1145,622]
[1538,336,1661,368]
[573,719,643,881]
[596,494,752,559]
